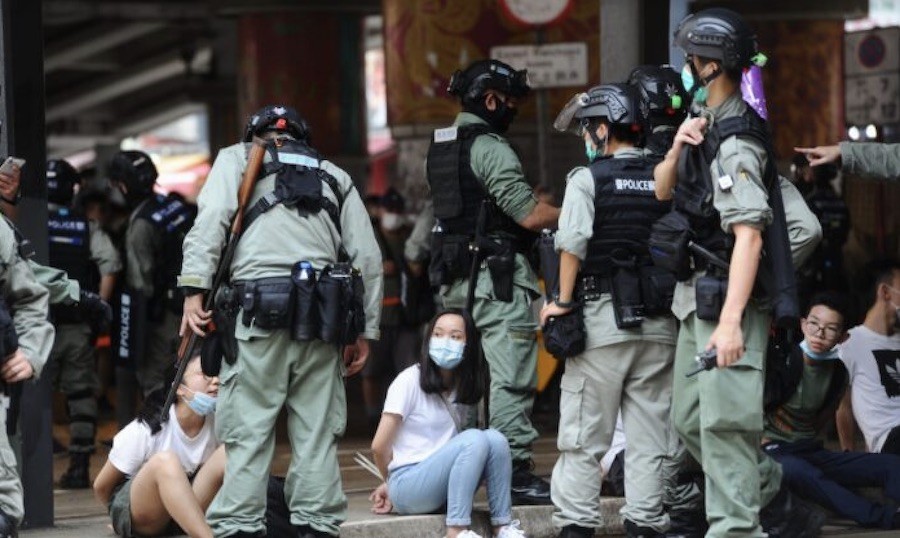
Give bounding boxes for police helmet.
[673,8,758,70]
[448,59,530,103]
[628,65,689,126]
[243,105,309,143]
[46,159,80,205]
[108,150,158,197]
[553,83,647,133]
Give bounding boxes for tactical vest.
[244,139,349,259]
[583,155,670,274]
[134,193,197,315]
[48,207,99,323]
[671,108,775,255]
[427,123,533,251]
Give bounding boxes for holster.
[648,211,694,281]
[317,263,365,345]
[610,266,645,329]
[438,233,472,283]
[542,307,586,360]
[486,246,515,302]
[640,265,676,316]
[695,275,727,322]
[291,264,319,342]
[240,277,295,329]
[213,285,240,367]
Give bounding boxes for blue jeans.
[388,428,513,527]
[764,440,900,528]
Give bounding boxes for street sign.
[844,27,900,125]
[499,0,573,28]
[490,42,588,89]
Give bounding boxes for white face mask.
[381,213,403,231]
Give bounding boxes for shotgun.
[160,137,268,421]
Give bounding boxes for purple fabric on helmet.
[741,65,768,120]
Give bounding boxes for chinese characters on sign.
[844,28,900,124]
[490,43,588,89]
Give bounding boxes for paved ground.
[18,431,898,537]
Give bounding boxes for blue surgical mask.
[799,339,840,361]
[429,337,465,370]
[681,63,708,105]
[182,385,217,416]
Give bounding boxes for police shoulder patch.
[433,126,458,143]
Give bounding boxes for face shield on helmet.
[553,84,641,134]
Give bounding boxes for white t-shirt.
[109,406,219,477]
[839,325,900,452]
[600,413,626,478]
[383,364,469,472]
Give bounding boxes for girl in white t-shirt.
[93,354,224,538]
[369,309,528,538]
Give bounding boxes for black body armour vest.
[583,155,670,274]
[243,139,347,254]
[134,193,197,314]
[671,108,773,255]
[49,207,99,323]
[427,124,533,250]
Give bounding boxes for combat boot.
[624,520,664,538]
[557,524,593,538]
[760,487,826,538]
[295,525,335,538]
[0,510,16,538]
[59,453,91,489]
[511,460,551,505]
[665,509,707,538]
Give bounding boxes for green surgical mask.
[584,139,600,162]
[681,63,708,105]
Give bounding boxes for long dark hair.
[418,308,484,405]
[135,354,200,435]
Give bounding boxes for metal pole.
[534,28,549,190]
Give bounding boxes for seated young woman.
[93,352,224,538]
[369,308,528,538]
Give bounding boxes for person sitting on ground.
[762,291,900,529]
[93,352,224,538]
[369,308,528,538]
[836,259,900,456]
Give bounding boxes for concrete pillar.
[236,12,367,185]
[600,0,642,83]
[0,0,52,529]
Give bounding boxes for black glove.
[79,290,112,332]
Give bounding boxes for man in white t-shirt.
[838,259,900,455]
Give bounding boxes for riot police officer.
[45,159,121,488]
[627,64,690,158]
[654,8,824,536]
[108,150,195,408]
[0,217,54,536]
[427,59,560,504]
[540,83,676,538]
[179,105,383,537]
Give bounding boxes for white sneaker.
[444,531,483,538]
[496,520,528,538]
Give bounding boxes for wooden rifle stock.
[160,137,268,421]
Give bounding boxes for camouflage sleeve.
[554,167,595,261]
[840,142,900,179]
[778,176,822,269]
[404,198,434,263]
[324,162,383,341]
[29,260,80,305]
[178,145,244,290]
[711,136,773,232]
[89,222,123,276]
[0,220,53,377]
[471,134,537,223]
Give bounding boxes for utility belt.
[230,261,365,346]
[580,263,676,329]
[430,232,518,302]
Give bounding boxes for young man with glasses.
[837,259,900,457]
[763,291,900,530]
